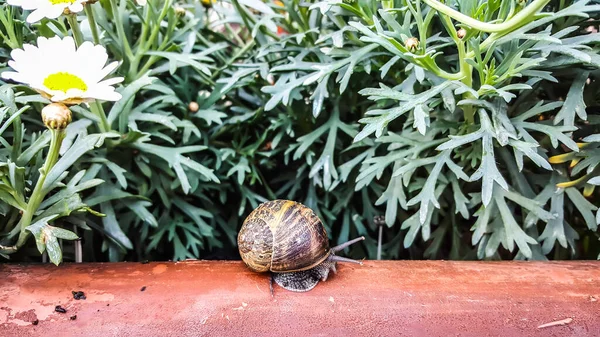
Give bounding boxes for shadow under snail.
[237,199,365,293]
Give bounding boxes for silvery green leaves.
[438,109,509,206]
[261,43,380,117]
[286,108,357,191]
[356,81,458,141]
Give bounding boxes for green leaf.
[43,134,108,193]
[227,157,251,185]
[16,131,52,166]
[494,194,537,259]
[107,74,156,124]
[123,200,158,227]
[355,81,456,142]
[565,187,598,231]
[146,51,214,76]
[50,227,80,240]
[101,201,133,250]
[554,72,589,126]
[36,194,89,220]
[26,215,59,255]
[0,106,28,137]
[133,143,219,193]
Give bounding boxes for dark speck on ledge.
[140,286,146,292]
[72,291,86,300]
[55,306,66,313]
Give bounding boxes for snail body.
[237,199,364,292]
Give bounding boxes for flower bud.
[188,101,199,112]
[175,7,186,17]
[42,103,72,130]
[457,28,466,39]
[405,37,419,52]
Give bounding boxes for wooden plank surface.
[1,261,599,336]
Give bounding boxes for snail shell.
[237,200,330,273]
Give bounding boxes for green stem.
[110,0,135,61]
[457,40,475,124]
[66,14,85,46]
[90,101,111,132]
[128,5,151,76]
[1,129,65,254]
[84,4,101,44]
[382,0,393,10]
[422,0,550,33]
[129,0,172,80]
[0,6,20,49]
[143,0,172,51]
[11,115,22,159]
[230,0,253,34]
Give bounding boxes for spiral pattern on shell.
[237,200,330,273]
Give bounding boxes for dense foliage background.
[1,0,599,263]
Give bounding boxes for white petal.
[45,5,66,19]
[87,89,122,101]
[50,92,68,102]
[97,77,124,86]
[64,88,86,98]
[68,3,84,12]
[26,9,48,23]
[97,61,120,80]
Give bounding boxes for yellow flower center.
[48,0,76,4]
[43,72,87,93]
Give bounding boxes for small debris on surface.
[140,286,146,292]
[70,315,77,320]
[32,319,39,325]
[107,304,110,306]
[538,318,573,329]
[233,302,249,311]
[590,296,597,302]
[329,296,335,304]
[55,306,67,313]
[141,260,149,264]
[200,317,208,325]
[72,291,86,300]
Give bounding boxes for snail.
[237,199,365,293]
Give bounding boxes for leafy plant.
[1,0,599,264]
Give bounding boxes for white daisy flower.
[7,0,87,24]
[1,36,124,105]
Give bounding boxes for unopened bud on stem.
[175,7,186,17]
[42,103,72,130]
[405,37,419,52]
[188,101,199,112]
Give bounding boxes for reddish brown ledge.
[1,261,599,336]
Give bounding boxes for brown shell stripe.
[270,201,329,272]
